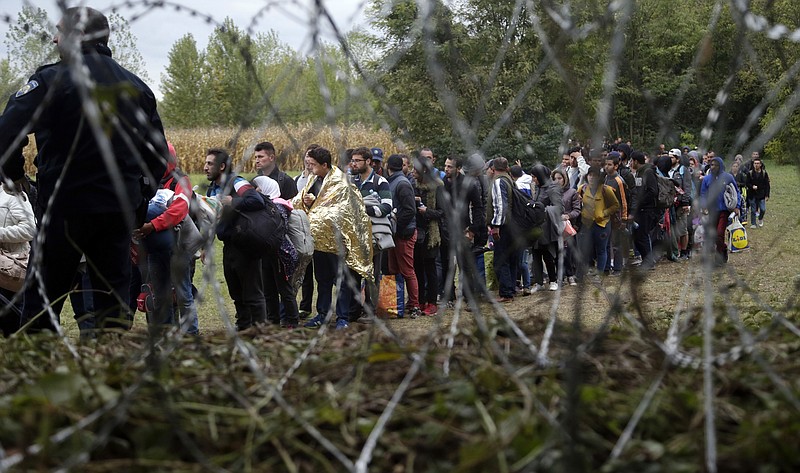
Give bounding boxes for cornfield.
[21,124,397,176]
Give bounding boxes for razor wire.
[0,0,798,472]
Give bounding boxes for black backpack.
[228,193,287,256]
[503,177,546,233]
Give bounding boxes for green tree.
[0,58,23,108]
[204,18,264,126]
[368,0,564,161]
[3,7,148,80]
[107,12,150,81]
[160,34,211,127]
[4,5,57,79]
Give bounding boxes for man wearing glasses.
[349,147,393,322]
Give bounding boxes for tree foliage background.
[3,1,800,166]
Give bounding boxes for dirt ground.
[376,227,799,342]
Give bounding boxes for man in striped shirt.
[349,147,393,322]
[486,157,519,303]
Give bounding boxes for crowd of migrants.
[0,7,772,336]
[5,136,772,335]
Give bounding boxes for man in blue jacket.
[700,157,742,265]
[0,7,167,332]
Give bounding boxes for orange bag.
[376,274,405,318]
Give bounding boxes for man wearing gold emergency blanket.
[293,147,374,330]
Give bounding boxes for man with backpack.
[206,148,268,331]
[668,149,694,259]
[252,176,302,329]
[629,151,660,270]
[603,153,629,274]
[486,157,520,302]
[133,143,199,335]
[251,142,299,327]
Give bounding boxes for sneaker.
[298,310,311,319]
[407,307,421,319]
[548,282,558,291]
[630,255,642,267]
[445,300,456,309]
[356,315,375,324]
[531,283,544,293]
[568,276,577,286]
[757,219,764,228]
[520,287,532,296]
[335,319,349,330]
[750,224,757,229]
[609,270,623,276]
[423,303,438,316]
[303,314,324,328]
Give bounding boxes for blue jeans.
[313,250,355,323]
[148,249,199,334]
[578,222,611,275]
[748,197,766,223]
[604,226,625,272]
[518,249,531,289]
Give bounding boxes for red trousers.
[388,230,419,308]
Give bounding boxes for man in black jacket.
[206,148,268,331]
[386,154,420,317]
[252,141,298,326]
[253,141,297,200]
[629,151,659,269]
[442,156,487,303]
[0,7,167,332]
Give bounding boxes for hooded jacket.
[530,164,563,245]
[700,157,741,212]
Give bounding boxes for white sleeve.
[0,193,36,244]
[577,155,590,176]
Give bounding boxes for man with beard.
[441,156,486,305]
[348,147,392,323]
[629,151,660,269]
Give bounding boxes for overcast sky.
[0,0,370,97]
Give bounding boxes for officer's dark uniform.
[0,42,167,331]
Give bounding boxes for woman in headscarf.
[253,175,301,328]
[552,168,581,286]
[529,164,563,291]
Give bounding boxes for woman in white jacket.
[0,183,36,336]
